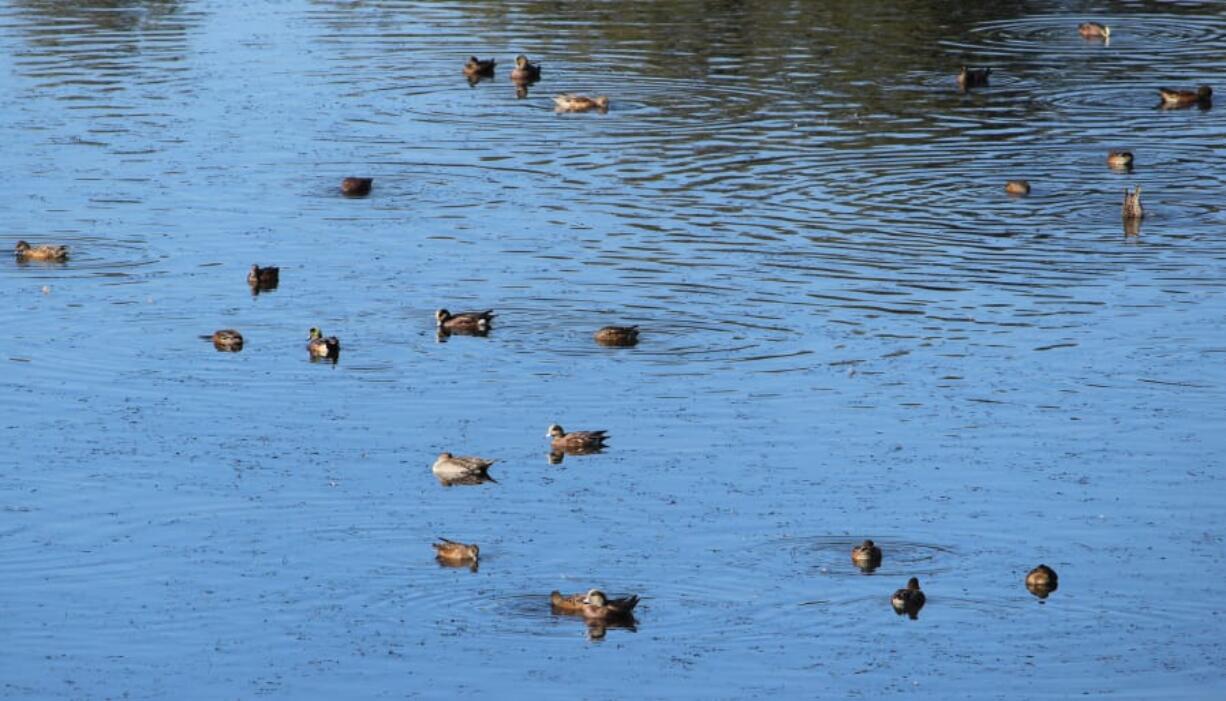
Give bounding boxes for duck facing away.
[14,240,69,261]
[432,452,496,485]
[553,94,609,112]
[1122,186,1143,220]
[1107,150,1134,169]
[205,329,244,352]
[1004,180,1031,196]
[463,56,496,78]
[957,66,991,90]
[247,264,279,290]
[1026,564,1059,598]
[433,538,480,565]
[510,54,541,83]
[594,325,639,347]
[307,327,341,359]
[851,540,883,570]
[547,424,609,454]
[1158,85,1212,108]
[436,308,495,333]
[891,577,926,618]
[1078,22,1110,39]
[579,589,639,622]
[341,177,373,197]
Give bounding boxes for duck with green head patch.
[307,327,340,358]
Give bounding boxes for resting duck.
[510,55,541,83]
[550,591,587,614]
[553,94,609,112]
[14,240,69,261]
[307,327,341,358]
[1026,564,1059,598]
[594,325,639,347]
[1122,186,1143,220]
[341,177,373,197]
[851,540,883,569]
[247,264,279,290]
[891,577,926,617]
[1106,150,1134,169]
[1078,22,1110,39]
[957,66,991,90]
[463,56,496,78]
[436,308,494,333]
[433,538,480,565]
[1158,85,1212,108]
[547,424,609,454]
[579,589,639,622]
[206,329,244,352]
[1004,180,1031,195]
[431,452,496,485]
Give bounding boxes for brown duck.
[891,577,926,617]
[247,264,279,290]
[14,240,69,261]
[1122,186,1143,220]
[578,589,639,622]
[547,424,609,454]
[1025,564,1059,598]
[594,325,639,347]
[341,177,373,197]
[851,540,883,569]
[1106,150,1134,169]
[1158,85,1211,108]
[205,329,244,352]
[957,66,991,90]
[463,56,496,78]
[510,55,541,84]
[1004,180,1031,195]
[436,308,494,333]
[433,538,480,565]
[553,94,609,112]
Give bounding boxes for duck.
[433,538,480,565]
[14,240,69,261]
[463,56,496,78]
[510,54,541,83]
[247,264,279,289]
[956,66,991,90]
[1026,564,1059,598]
[340,177,373,197]
[1106,150,1134,169]
[307,327,341,358]
[1078,22,1110,39]
[579,589,639,622]
[891,577,926,617]
[594,325,639,347]
[435,308,494,333]
[205,329,244,352]
[1122,186,1143,220]
[547,424,609,454]
[1158,85,1212,108]
[553,94,609,112]
[1004,180,1031,195]
[431,452,496,484]
[549,591,587,614]
[851,540,883,568]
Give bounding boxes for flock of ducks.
[957,22,1212,231]
[15,21,1192,638]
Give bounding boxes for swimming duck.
[14,240,69,261]
[431,452,496,484]
[579,589,639,622]
[957,66,991,90]
[1158,85,1211,108]
[433,538,480,565]
[463,56,496,77]
[891,577,926,617]
[205,329,244,352]
[307,327,341,358]
[594,325,639,347]
[341,177,373,197]
[1004,180,1031,195]
[1106,150,1134,169]
[435,308,494,333]
[1078,22,1110,39]
[553,94,609,112]
[1025,564,1059,598]
[510,55,541,83]
[547,424,609,454]
[247,264,279,289]
[851,540,883,569]
[1122,186,1143,220]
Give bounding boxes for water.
[2,0,1224,697]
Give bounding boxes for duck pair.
[464,55,541,83]
[431,425,608,484]
[203,327,339,356]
